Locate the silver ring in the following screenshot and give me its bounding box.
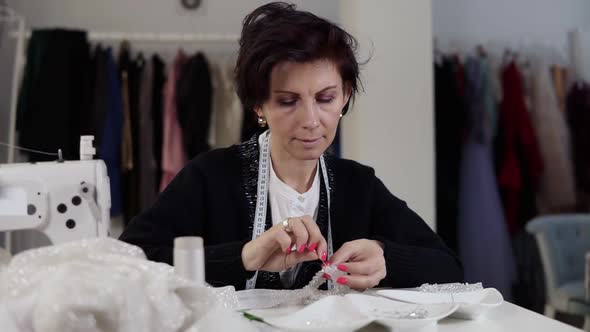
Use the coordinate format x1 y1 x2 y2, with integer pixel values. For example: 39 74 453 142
282 218 292 233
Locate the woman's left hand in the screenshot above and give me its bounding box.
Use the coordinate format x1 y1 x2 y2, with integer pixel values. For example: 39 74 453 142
327 239 386 290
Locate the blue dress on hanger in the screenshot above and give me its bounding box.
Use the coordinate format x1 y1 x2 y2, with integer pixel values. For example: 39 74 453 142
458 57 516 300
99 49 123 217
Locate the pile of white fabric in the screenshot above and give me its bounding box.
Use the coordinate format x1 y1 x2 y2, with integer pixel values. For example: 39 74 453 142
0 238 257 332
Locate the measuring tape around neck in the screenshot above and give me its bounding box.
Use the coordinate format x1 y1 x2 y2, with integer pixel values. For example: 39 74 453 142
245 130 334 290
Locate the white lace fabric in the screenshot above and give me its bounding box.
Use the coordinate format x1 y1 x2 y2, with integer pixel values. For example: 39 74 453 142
0 238 255 332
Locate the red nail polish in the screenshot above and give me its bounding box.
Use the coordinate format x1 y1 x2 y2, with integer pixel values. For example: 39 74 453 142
321 252 327 261
336 277 347 285
285 246 291 254
321 273 332 280
299 244 306 253
337 264 347 272
308 243 318 252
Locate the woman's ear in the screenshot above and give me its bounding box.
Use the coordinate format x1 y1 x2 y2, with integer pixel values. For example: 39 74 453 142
254 106 264 119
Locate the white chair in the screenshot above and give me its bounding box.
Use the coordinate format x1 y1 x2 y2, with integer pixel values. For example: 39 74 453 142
526 215 590 331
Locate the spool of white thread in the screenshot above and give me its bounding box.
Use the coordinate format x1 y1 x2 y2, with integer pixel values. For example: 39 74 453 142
174 236 205 285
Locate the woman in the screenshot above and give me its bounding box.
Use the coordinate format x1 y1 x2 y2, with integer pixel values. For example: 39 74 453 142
120 2 463 291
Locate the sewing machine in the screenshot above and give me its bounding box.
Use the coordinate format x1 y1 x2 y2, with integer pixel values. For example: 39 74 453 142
0 136 111 249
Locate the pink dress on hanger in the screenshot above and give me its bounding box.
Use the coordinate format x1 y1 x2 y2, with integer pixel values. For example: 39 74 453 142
160 50 188 192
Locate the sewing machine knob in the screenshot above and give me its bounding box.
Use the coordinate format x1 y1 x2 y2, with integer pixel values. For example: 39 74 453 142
66 219 76 229
72 196 81 206
57 204 67 214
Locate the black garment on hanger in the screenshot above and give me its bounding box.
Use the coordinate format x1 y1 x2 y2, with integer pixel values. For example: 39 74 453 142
434 57 465 252
151 54 166 190
175 52 213 159
567 83 590 210
118 44 145 223
87 45 109 149
130 53 146 173
16 29 91 161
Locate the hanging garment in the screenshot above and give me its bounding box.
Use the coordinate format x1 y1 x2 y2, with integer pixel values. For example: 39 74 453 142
118 44 145 222
566 83 590 211
151 55 166 190
510 59 570 313
551 66 568 114
519 61 534 115
129 54 146 168
496 62 543 235
457 57 516 300
16 29 91 161
159 50 189 192
529 59 576 213
481 59 498 140
118 42 133 172
127 54 145 220
434 57 465 252
138 57 158 212
98 49 124 217
211 60 244 148
175 52 213 159
88 45 109 148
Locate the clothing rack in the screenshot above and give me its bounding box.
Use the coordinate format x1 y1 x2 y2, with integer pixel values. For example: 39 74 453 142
433 33 590 83
13 31 240 43
5 26 240 158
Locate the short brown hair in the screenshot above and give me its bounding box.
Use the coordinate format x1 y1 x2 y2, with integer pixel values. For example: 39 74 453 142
235 2 361 115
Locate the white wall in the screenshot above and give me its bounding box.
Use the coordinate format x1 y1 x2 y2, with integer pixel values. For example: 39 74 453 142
8 0 339 34
340 1 435 229
433 0 590 54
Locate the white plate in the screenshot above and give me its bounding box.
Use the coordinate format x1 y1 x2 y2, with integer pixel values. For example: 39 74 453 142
345 294 458 329
263 296 372 332
376 288 503 319
253 294 458 331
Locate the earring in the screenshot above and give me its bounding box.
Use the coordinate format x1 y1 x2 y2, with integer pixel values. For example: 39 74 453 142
257 116 267 128
339 113 343 118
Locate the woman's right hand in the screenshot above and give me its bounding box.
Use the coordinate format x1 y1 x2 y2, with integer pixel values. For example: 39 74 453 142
241 215 327 272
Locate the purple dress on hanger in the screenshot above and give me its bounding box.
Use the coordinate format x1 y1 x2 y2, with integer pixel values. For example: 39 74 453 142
458 57 516 300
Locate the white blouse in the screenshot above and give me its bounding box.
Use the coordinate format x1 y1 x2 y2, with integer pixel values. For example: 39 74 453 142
269 159 320 226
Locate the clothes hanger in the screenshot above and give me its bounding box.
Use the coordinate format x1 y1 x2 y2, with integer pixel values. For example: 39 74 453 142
476 44 487 59
135 51 146 68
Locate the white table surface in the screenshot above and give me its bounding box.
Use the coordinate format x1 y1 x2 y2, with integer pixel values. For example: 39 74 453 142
436 301 582 332
248 301 583 331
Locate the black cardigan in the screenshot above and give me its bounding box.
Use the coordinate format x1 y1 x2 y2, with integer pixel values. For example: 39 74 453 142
120 135 463 290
